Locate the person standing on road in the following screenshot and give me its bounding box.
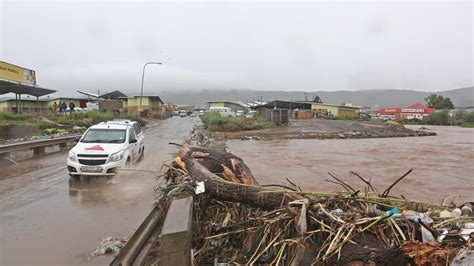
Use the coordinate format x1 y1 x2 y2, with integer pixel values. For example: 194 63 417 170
69 101 75 114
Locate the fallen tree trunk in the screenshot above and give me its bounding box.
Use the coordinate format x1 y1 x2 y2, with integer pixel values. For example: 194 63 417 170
177 146 259 185
179 155 302 210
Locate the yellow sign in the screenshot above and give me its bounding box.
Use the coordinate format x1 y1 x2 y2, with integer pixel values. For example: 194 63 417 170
0 61 37 85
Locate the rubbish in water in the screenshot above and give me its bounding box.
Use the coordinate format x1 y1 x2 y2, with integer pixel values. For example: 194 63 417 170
89 236 127 259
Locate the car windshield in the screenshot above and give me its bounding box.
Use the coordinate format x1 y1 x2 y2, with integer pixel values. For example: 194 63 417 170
81 129 126 143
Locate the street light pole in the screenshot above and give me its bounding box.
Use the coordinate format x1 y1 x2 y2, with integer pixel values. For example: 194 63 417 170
139 62 162 112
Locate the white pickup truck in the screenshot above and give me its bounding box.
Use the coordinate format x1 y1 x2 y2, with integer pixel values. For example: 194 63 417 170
67 120 145 177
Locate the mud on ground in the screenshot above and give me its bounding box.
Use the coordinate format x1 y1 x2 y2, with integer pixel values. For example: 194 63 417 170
213 119 435 140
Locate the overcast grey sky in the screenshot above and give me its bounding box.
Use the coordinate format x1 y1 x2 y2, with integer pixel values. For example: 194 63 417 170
1 1 473 96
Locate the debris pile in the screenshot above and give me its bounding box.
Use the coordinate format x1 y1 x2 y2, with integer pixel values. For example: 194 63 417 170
158 145 473 265
185 124 227 150
89 236 127 259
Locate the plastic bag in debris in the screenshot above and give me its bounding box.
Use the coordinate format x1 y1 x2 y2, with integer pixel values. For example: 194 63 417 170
89 236 127 259
402 210 433 224
402 210 436 243
330 208 343 216
459 223 474 241
450 249 474 266
421 226 436 243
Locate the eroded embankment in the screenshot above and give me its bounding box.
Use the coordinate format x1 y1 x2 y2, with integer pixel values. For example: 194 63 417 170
212 119 435 140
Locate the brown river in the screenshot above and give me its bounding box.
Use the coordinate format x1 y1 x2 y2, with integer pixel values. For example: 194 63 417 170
228 126 474 203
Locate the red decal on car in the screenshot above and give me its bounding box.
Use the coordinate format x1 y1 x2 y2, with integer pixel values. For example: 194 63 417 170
85 145 104 151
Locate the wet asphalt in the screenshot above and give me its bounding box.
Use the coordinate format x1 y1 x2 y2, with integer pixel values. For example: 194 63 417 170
0 117 198 265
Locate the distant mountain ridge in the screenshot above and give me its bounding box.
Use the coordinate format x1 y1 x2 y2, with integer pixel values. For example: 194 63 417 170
161 86 474 109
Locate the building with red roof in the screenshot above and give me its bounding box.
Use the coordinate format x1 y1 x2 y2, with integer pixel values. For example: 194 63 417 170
379 103 435 120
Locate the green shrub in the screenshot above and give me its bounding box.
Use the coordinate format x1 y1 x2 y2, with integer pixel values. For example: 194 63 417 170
385 120 401 126
461 112 474 123
200 112 273 131
423 111 449 125
461 122 474 128
201 112 224 125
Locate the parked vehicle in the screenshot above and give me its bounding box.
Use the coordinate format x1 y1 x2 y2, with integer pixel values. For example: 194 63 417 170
179 110 187 117
190 111 199 117
67 120 145 177
209 107 236 117
236 110 245 117
171 110 180 116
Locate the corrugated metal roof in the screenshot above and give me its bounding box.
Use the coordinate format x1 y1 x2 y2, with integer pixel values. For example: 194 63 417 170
0 79 56 97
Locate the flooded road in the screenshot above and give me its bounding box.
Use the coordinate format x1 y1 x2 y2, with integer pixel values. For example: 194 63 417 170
228 125 474 203
0 117 198 265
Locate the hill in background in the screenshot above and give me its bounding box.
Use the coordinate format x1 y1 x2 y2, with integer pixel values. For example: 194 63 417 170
161 86 473 109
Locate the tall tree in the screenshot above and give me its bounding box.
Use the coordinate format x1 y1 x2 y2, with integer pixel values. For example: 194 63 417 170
442 97 454 109
425 94 455 109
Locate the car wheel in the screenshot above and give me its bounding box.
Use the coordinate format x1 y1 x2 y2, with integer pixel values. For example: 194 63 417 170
138 148 145 162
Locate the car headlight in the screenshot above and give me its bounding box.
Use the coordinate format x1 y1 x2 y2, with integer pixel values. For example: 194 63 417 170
68 151 76 162
108 150 124 163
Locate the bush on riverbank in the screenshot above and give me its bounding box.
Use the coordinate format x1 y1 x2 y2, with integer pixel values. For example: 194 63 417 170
200 112 274 132
397 110 474 126
423 111 450 125
460 122 474 128
48 112 147 127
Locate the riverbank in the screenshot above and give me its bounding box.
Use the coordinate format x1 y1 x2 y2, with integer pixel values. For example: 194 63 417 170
212 119 435 140
0 112 146 143
227 125 473 203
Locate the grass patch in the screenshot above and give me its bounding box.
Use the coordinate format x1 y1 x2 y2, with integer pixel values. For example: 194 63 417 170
48 112 147 127
201 112 274 132
461 122 474 128
0 112 38 125
384 120 401 126
332 115 368 121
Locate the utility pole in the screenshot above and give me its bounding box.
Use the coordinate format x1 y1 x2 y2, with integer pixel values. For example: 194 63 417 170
139 62 162 112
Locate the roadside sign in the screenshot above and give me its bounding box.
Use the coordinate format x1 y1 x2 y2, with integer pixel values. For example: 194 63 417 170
0 61 37 85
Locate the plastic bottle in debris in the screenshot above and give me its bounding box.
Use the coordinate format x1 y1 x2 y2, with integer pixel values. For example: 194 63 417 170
462 203 472 216
451 208 462 217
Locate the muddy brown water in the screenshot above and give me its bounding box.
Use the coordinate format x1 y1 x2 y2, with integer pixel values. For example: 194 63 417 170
228 125 474 204
0 117 198 265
